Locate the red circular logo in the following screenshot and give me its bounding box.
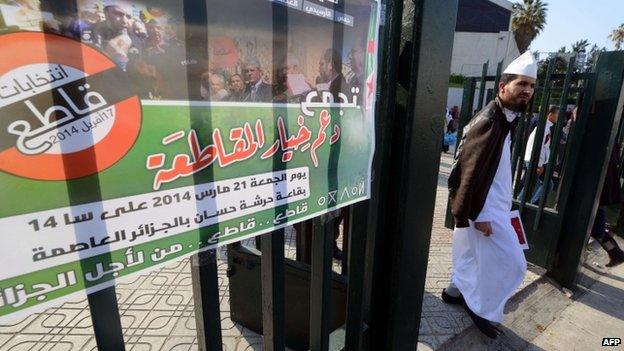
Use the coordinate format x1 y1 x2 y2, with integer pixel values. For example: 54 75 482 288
0 32 141 180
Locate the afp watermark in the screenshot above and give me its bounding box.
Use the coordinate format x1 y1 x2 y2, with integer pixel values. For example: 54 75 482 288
602 338 621 347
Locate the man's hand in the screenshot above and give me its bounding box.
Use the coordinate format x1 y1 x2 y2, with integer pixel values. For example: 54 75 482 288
474 221 492 236
536 166 544 175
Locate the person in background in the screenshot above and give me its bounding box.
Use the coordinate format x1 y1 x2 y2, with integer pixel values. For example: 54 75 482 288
93 3 144 70
591 143 624 267
2 0 62 32
316 48 348 98
228 74 247 102
446 105 460 133
126 50 162 99
144 18 167 56
63 3 104 43
519 105 559 204
554 109 574 173
451 105 460 119
273 58 295 103
274 57 312 103
209 73 229 101
345 43 364 100
243 58 272 102
198 70 212 100
442 108 454 153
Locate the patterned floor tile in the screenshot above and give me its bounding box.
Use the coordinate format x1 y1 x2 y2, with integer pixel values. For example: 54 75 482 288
0 335 12 349
126 336 167 351
0 334 45 351
159 336 196 351
39 335 92 351
134 311 182 336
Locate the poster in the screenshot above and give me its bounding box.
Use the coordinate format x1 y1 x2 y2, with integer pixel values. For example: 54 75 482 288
0 0 380 321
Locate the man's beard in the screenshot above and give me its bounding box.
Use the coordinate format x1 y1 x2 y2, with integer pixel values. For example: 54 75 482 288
500 97 529 112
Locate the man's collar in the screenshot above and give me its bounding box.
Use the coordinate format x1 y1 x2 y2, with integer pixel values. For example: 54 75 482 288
251 80 262 89
502 107 518 122
496 97 519 122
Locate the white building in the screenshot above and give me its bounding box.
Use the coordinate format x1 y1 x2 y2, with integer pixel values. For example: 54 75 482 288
451 0 520 77
447 0 521 109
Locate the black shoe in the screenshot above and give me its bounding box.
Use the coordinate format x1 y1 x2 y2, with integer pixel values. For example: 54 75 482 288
606 248 624 267
441 289 464 305
463 303 501 339
333 245 343 260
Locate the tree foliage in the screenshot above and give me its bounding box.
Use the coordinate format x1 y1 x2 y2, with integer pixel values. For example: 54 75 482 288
536 40 605 78
571 39 589 53
512 0 548 53
609 24 624 50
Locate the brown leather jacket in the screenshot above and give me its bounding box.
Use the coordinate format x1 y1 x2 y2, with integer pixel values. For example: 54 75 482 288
448 99 518 228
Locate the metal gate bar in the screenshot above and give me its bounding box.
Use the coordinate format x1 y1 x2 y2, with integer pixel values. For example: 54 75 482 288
180 0 225 349
493 61 503 97
340 209 350 276
553 91 585 210
511 95 536 196
344 202 368 350
259 2 290 349
476 62 489 111
182 0 228 351
364 0 403 346
533 57 576 230
51 1 126 349
260 230 286 350
368 0 458 349
309 218 333 350
192 251 223 351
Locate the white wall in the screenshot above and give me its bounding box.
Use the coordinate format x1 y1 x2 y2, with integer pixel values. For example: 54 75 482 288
450 31 520 77
446 81 498 112
447 87 464 110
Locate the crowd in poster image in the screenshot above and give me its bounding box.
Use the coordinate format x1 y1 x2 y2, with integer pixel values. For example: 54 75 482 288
0 1 367 104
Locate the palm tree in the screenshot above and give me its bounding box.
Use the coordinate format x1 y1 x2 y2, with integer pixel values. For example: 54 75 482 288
571 39 589 53
512 0 548 53
609 24 624 50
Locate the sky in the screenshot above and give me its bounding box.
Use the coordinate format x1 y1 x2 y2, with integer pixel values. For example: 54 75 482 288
528 0 623 53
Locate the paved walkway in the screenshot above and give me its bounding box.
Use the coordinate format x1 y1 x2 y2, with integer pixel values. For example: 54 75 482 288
526 239 624 351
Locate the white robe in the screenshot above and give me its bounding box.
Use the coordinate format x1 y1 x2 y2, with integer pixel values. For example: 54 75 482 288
524 119 553 166
451 110 527 323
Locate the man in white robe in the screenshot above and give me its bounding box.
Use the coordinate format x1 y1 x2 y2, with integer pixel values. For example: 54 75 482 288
443 52 537 338
519 105 559 204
